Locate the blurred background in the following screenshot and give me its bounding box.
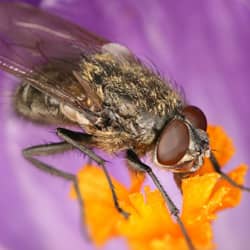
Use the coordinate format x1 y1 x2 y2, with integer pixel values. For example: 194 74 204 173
0 0 249 250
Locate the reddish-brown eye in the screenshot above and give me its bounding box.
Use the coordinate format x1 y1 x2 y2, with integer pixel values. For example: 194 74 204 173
183 105 207 131
157 120 189 165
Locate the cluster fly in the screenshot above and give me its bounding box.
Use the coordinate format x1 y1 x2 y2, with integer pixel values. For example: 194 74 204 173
0 3 249 250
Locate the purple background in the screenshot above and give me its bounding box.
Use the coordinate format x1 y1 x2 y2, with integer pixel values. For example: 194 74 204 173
0 0 249 250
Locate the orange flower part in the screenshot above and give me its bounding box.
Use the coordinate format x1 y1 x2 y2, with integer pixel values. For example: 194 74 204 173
70 165 129 244
181 165 247 249
70 125 248 250
128 169 145 193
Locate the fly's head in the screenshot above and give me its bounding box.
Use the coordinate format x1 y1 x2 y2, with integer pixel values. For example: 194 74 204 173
154 106 210 173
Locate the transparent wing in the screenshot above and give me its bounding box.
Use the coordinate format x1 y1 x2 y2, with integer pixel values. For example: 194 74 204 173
0 2 109 112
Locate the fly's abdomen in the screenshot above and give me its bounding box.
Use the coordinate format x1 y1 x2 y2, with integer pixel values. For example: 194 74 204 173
14 82 74 125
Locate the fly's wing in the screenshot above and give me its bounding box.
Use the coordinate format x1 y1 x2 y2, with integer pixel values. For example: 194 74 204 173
0 2 109 116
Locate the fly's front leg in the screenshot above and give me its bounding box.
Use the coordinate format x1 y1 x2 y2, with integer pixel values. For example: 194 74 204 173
210 152 250 192
126 149 195 250
56 128 130 219
173 152 250 193
22 141 89 239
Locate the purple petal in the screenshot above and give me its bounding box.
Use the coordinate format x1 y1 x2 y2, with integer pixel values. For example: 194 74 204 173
0 1 249 250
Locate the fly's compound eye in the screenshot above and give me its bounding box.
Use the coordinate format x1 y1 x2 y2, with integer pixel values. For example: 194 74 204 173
183 105 207 131
157 120 190 165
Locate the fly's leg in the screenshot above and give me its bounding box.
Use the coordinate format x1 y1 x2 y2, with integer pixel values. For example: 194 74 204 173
56 128 130 219
22 141 89 239
126 149 195 250
210 152 250 191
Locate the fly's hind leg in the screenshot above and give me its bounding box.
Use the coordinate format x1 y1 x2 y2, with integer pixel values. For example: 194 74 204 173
56 128 130 219
22 141 89 238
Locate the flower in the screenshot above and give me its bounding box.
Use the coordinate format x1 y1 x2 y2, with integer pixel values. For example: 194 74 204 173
1 1 250 250
71 125 248 250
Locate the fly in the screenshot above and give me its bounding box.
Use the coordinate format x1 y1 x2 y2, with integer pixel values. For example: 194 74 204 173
0 3 249 250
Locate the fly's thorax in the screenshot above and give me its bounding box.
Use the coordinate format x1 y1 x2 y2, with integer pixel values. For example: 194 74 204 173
57 45 185 153
78 46 184 128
